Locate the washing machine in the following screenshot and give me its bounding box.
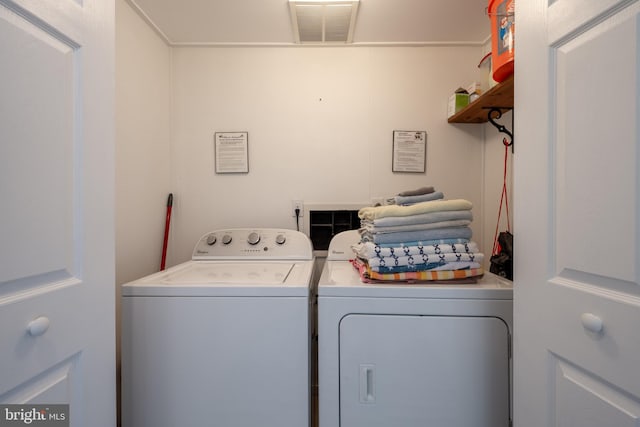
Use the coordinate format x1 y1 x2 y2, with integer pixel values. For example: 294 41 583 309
121 228 315 427
317 230 513 427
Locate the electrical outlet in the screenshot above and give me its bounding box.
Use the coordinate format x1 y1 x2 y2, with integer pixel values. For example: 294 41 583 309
292 200 304 217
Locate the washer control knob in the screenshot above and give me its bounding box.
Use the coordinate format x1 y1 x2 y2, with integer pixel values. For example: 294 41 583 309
276 234 286 245
222 234 232 245
247 232 261 245
206 234 217 246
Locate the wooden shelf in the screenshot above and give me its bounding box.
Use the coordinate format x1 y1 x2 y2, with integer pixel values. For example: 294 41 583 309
447 74 514 123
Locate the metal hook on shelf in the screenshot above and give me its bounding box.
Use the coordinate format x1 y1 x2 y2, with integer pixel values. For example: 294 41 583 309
487 107 514 152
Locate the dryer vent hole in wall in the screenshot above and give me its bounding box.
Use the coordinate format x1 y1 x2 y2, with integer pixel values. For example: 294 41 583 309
309 210 360 250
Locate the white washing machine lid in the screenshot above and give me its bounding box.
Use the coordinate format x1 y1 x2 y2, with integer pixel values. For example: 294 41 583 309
122 260 314 297
318 260 513 300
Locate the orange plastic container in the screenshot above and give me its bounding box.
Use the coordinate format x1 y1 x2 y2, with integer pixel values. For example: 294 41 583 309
488 0 514 82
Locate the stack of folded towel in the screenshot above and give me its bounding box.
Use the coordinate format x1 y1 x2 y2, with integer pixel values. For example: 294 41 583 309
352 187 484 283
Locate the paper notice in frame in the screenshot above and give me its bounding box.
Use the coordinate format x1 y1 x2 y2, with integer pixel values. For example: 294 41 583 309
215 132 249 173
392 130 427 173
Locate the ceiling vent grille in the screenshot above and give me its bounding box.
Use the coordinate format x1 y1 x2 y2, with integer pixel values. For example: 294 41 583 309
289 1 360 44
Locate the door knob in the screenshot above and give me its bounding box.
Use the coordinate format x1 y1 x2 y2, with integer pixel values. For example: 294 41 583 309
580 313 603 333
27 316 50 337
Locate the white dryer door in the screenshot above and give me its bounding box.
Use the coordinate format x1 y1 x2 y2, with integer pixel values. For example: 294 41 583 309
339 314 510 427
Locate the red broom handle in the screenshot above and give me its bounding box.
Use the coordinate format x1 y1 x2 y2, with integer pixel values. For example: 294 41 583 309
160 193 173 271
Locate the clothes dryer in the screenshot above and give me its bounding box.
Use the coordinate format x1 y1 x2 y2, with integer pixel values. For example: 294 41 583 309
317 230 513 427
121 228 314 427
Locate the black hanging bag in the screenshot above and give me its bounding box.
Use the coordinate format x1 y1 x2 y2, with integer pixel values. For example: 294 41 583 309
490 231 513 280
490 138 513 280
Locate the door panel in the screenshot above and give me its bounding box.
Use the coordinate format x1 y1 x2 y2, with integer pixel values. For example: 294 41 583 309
553 4 639 287
547 0 636 44
553 357 640 427
339 314 510 427
0 283 82 396
546 282 640 401
0 4 76 286
0 356 79 405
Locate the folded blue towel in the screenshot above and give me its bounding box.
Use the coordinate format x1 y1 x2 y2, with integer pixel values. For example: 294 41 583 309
363 209 473 228
370 238 470 247
361 219 472 235
360 226 473 245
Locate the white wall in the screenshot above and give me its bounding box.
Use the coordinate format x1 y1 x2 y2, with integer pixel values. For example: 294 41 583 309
115 0 172 285
170 46 488 264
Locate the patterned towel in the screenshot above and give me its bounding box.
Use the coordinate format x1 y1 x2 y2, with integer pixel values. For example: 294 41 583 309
352 241 480 259
366 252 484 270
351 259 484 283
371 261 482 273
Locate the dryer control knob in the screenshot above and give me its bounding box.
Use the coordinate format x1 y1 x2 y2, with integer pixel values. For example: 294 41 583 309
206 234 217 246
247 232 261 245
276 234 286 245
222 234 232 245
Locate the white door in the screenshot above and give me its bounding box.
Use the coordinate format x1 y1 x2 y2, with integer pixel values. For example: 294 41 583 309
0 0 115 425
515 0 640 425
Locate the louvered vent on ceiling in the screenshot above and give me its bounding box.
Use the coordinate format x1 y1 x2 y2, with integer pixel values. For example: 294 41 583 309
288 1 360 44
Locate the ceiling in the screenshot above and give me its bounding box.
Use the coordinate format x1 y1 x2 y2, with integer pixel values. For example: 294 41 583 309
127 0 491 46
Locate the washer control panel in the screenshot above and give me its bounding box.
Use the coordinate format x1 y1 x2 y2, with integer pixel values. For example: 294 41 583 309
192 228 313 260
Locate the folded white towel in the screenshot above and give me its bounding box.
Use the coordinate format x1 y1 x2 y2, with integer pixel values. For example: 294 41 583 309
359 199 473 221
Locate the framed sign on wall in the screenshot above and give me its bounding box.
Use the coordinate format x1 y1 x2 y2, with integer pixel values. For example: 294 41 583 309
214 132 249 174
392 130 427 173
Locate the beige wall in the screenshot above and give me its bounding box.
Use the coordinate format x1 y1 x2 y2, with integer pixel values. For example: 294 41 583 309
116 0 172 286
169 45 489 265
115 2 172 422
115 1 513 275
